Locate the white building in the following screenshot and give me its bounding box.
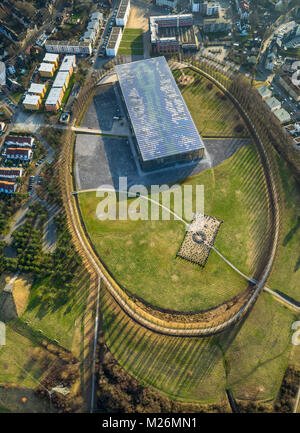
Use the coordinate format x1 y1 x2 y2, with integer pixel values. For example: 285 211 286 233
59 55 76 73
156 0 178 8
45 40 92 56
116 0 131 27
265 96 281 112
53 71 70 90
43 53 59 65
106 27 123 56
28 83 46 96
0 62 5 86
191 1 220 15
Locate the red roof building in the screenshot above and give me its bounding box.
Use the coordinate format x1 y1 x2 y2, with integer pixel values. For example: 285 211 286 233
5 135 34 147
0 180 17 194
6 147 33 160
0 167 23 178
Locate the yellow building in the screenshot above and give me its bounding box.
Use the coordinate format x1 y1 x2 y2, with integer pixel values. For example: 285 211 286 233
39 62 56 77
23 94 42 110
43 53 59 68
28 83 47 97
52 71 70 92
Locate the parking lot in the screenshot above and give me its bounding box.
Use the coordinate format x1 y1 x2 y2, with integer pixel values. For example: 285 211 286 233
81 84 121 131
75 132 250 191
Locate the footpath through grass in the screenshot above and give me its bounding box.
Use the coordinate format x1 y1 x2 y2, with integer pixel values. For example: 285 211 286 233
79 143 269 312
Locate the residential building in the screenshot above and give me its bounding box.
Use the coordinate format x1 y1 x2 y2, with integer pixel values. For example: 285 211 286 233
150 14 198 53
106 27 123 57
90 12 103 22
53 71 70 91
28 83 47 97
39 62 56 77
45 40 92 56
43 53 59 67
265 96 281 112
116 0 131 27
0 180 17 194
23 94 42 110
59 55 76 75
235 0 249 21
87 20 100 33
191 1 220 15
273 108 291 124
82 29 97 44
45 87 64 111
6 148 33 161
0 167 23 179
276 73 300 102
0 62 5 86
258 86 272 100
203 17 232 33
156 0 178 7
5 135 34 147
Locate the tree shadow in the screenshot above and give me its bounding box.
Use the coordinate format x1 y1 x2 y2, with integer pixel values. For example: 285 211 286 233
283 216 300 246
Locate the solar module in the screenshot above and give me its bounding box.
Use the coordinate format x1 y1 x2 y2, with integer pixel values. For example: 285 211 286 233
115 57 205 168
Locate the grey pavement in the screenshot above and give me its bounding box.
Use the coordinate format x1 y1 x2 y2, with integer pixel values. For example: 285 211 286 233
74 133 250 191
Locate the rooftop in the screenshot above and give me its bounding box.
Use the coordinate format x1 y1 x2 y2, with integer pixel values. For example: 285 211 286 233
39 62 55 73
23 94 41 105
107 27 122 50
115 57 205 163
273 108 291 123
28 83 46 94
258 85 272 98
116 0 130 20
53 71 69 88
46 40 91 47
43 53 59 63
265 96 281 110
59 55 76 72
46 87 63 105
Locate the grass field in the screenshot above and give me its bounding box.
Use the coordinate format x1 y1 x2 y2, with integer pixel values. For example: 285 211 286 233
173 68 248 137
266 159 300 302
101 286 297 403
0 324 46 389
118 28 144 56
21 269 90 355
79 143 270 312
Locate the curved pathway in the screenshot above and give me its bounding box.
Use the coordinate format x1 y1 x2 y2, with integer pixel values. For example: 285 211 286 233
63 63 282 411
68 63 280 336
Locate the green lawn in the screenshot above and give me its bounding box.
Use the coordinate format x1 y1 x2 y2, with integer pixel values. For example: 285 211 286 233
225 292 297 401
79 144 269 312
101 286 297 403
0 324 48 389
173 68 248 137
21 270 90 355
118 28 144 56
101 288 227 403
267 158 300 302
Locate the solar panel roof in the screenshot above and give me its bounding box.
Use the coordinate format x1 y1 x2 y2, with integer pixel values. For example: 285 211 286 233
115 57 204 162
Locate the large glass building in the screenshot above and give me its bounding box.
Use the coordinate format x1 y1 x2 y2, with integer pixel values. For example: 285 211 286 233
115 57 205 171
